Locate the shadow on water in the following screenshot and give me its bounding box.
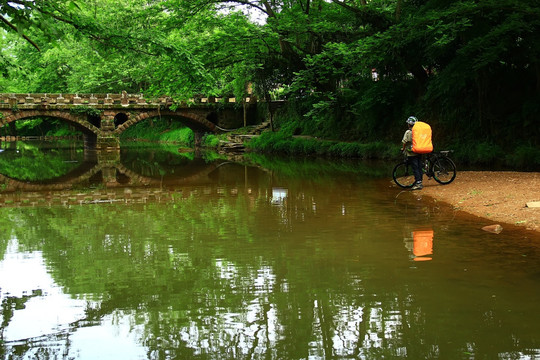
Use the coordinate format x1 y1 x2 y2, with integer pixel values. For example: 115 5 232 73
0 141 539 359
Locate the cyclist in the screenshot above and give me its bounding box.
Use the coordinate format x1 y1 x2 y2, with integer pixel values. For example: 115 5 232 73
400 116 423 190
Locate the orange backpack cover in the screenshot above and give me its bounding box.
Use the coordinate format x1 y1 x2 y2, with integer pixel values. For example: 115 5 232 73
412 121 433 154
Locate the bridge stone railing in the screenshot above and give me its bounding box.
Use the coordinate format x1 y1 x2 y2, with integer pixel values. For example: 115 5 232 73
0 92 253 108
0 92 157 107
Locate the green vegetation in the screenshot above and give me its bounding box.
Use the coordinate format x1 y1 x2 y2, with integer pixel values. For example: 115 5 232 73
202 134 220 148
120 119 224 149
120 120 195 145
0 117 80 137
247 131 396 159
69 106 102 117
0 0 538 168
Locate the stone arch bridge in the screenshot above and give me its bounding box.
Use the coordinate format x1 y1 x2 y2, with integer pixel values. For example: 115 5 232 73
0 92 258 149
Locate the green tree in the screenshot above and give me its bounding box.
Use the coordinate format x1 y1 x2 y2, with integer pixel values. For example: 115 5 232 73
1 0 539 158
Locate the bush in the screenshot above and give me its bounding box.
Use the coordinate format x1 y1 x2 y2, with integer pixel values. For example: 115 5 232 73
505 144 540 170
202 134 220 147
247 130 397 159
120 120 194 146
472 142 505 164
449 140 503 165
161 127 194 145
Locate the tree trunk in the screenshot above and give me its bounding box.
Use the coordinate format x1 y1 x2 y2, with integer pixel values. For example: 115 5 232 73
243 99 247 128
261 0 301 63
395 0 402 21
536 62 540 94
408 63 429 98
264 92 275 132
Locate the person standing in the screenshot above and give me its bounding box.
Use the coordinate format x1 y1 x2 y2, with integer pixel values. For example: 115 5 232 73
401 116 424 190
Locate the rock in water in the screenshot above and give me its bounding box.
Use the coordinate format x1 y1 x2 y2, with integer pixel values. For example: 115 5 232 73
482 224 503 234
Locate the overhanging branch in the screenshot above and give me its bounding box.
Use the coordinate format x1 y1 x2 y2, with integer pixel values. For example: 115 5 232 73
0 14 41 51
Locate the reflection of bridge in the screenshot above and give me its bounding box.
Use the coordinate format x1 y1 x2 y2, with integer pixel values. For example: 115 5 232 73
0 92 258 149
0 155 225 190
0 154 237 207
0 183 252 208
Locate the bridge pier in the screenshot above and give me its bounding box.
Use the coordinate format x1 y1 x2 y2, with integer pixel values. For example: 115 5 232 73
97 148 120 165
194 131 204 147
95 114 120 150
96 135 120 150
83 133 119 150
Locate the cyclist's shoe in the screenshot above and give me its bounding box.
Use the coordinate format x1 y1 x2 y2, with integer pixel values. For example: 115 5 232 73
411 182 423 190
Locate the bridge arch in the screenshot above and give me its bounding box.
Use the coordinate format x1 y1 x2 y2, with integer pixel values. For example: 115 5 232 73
114 112 129 128
0 109 100 136
112 109 217 135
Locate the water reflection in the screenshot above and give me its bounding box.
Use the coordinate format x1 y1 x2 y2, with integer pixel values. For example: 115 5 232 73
271 187 288 206
0 143 222 191
404 229 434 261
0 239 147 359
0 143 539 359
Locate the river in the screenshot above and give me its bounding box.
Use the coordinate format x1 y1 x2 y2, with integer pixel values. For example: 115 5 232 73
0 142 539 359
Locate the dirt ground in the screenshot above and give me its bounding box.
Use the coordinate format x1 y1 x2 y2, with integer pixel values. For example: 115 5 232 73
417 171 540 232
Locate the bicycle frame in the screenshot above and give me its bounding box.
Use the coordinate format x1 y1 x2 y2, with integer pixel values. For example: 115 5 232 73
425 151 452 176
393 150 456 188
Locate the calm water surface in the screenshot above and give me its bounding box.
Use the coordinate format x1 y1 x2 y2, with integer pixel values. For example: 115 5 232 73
0 143 539 359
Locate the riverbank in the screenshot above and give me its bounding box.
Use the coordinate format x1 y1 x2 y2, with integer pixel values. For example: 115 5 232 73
416 171 540 233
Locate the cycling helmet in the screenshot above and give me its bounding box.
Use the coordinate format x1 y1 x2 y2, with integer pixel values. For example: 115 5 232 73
406 116 418 126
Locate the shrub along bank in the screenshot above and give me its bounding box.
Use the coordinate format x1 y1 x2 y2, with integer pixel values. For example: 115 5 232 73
245 104 540 171
245 132 396 160
117 115 540 171
13 115 537 171
244 130 540 171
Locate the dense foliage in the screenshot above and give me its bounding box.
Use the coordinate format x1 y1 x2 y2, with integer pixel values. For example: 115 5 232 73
1 0 539 165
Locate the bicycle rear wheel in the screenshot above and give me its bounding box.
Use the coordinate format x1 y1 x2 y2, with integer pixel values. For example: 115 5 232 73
432 157 457 184
392 162 416 188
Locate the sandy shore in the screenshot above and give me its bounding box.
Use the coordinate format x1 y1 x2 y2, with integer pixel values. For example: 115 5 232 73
417 171 540 232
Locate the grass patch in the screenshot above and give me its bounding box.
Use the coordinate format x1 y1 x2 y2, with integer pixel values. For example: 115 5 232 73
246 131 398 159
120 120 194 145
202 134 220 147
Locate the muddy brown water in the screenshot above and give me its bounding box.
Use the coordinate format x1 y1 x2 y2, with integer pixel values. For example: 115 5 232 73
0 144 539 359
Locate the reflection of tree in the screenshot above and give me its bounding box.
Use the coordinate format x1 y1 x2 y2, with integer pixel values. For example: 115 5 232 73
0 142 84 181
120 147 206 179
0 290 73 360
1 162 539 358
0 290 42 340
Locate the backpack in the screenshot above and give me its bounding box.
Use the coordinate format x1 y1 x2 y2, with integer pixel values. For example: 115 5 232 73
412 121 433 154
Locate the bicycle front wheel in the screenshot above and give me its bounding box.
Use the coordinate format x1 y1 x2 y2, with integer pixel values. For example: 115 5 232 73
392 162 416 188
432 157 457 184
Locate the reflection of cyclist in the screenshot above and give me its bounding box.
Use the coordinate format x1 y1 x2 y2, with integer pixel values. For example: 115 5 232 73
404 229 434 261
413 229 433 261
400 116 423 190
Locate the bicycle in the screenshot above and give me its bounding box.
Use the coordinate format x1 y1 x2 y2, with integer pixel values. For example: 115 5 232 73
392 150 457 188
